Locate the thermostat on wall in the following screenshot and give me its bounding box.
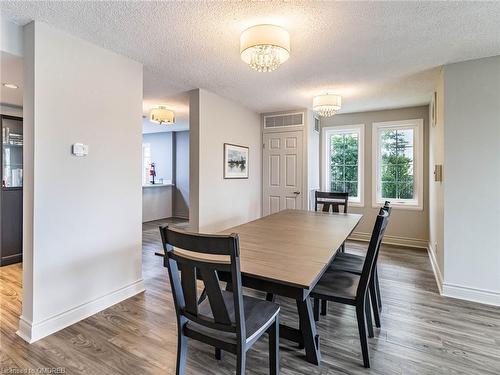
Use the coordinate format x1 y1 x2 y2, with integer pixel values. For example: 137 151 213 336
72 143 89 157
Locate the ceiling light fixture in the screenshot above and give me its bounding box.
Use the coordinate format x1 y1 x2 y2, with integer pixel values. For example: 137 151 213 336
313 94 342 117
2 83 18 89
150 106 175 125
240 24 290 72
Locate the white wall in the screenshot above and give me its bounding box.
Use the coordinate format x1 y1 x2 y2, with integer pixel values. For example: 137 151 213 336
307 110 320 209
0 104 22 116
1 15 23 57
142 132 174 222
20 21 144 342
143 132 173 183
173 131 189 219
189 89 261 233
428 69 445 288
441 55 500 305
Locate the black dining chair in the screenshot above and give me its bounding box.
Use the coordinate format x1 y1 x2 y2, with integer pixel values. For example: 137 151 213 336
314 191 349 214
315 191 349 253
320 202 392 326
314 191 350 315
311 208 390 368
159 225 280 375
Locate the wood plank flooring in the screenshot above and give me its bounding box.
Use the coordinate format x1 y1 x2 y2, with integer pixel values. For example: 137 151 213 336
1 218 500 374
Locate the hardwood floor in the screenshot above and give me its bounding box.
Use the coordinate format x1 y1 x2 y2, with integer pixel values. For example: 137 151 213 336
2 219 500 374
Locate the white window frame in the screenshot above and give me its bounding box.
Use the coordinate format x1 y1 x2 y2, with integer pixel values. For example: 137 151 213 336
322 124 365 207
372 119 424 210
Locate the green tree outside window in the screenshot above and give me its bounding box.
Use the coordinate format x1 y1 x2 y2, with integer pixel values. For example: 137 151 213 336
379 129 414 199
329 133 359 197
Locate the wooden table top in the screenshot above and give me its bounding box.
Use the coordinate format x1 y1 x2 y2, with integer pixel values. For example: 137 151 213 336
216 209 362 290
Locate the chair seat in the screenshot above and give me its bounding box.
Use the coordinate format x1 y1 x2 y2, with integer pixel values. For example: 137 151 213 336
185 290 280 345
330 252 364 274
311 269 361 305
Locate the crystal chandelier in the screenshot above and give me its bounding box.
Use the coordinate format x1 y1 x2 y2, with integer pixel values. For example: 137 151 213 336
313 94 342 117
240 25 290 72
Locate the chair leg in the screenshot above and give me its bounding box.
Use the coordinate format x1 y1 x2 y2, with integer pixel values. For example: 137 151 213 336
176 331 188 375
225 282 233 292
365 294 374 338
340 242 345 252
313 298 320 322
215 348 223 360
369 280 381 328
268 315 279 375
375 268 382 311
320 299 328 316
236 347 246 375
355 303 370 368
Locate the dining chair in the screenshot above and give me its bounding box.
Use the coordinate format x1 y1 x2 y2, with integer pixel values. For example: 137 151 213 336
159 225 280 375
314 191 350 315
315 191 349 253
326 201 392 327
314 191 349 214
311 208 390 368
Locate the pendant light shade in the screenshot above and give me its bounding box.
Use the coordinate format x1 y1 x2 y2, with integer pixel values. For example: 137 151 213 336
240 24 290 72
150 106 175 125
313 94 342 117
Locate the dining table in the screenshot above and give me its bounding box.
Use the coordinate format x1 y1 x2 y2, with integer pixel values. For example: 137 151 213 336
158 209 363 365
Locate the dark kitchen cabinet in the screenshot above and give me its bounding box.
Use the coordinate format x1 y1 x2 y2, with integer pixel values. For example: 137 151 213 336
0 115 23 266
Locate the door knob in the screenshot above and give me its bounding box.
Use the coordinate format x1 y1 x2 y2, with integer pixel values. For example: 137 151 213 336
293 191 301 195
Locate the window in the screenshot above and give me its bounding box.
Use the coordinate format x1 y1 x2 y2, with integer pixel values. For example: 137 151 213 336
323 124 364 205
372 119 423 209
142 143 151 185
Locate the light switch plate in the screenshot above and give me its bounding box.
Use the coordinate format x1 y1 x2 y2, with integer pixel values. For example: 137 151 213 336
434 164 443 182
72 143 89 157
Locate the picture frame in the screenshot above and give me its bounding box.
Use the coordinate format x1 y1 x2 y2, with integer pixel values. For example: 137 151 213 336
223 143 249 179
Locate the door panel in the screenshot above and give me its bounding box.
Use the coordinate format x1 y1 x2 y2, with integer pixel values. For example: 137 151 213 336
285 196 297 209
285 154 297 187
269 196 280 214
270 155 280 186
263 131 303 216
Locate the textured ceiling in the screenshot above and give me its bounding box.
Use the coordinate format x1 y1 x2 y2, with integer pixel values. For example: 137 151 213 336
1 1 500 115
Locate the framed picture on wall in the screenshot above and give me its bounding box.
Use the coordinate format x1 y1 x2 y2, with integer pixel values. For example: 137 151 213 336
224 143 249 179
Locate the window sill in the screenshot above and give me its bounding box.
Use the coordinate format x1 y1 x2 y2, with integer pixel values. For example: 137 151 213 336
349 201 364 208
373 201 423 211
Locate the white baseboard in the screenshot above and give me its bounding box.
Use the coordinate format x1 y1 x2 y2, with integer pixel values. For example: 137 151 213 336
349 231 428 249
427 242 443 294
442 283 500 307
17 279 145 343
425 243 500 306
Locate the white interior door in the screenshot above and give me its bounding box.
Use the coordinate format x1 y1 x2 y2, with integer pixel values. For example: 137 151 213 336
263 131 303 215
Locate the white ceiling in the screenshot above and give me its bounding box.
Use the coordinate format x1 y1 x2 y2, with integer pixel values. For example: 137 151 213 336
0 51 23 107
1 1 500 118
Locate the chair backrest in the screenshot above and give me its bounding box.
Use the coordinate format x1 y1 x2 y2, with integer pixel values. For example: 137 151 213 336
159 225 245 340
370 202 392 275
356 208 390 299
315 191 349 213
383 201 392 215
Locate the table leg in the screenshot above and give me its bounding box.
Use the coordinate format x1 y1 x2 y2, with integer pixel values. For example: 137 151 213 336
296 298 321 365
